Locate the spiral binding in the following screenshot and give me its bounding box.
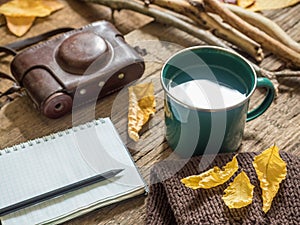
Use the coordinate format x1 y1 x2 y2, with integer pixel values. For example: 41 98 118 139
0 118 106 156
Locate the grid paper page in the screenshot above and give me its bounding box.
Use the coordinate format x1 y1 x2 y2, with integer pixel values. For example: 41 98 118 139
0 118 146 225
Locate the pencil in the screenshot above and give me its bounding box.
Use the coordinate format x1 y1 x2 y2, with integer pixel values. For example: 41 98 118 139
0 168 124 216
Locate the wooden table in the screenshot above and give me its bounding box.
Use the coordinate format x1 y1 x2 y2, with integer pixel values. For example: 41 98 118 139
0 1 299 224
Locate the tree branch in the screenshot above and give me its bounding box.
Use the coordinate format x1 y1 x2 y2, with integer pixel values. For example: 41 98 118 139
82 0 227 47
145 0 263 61
82 0 300 82
197 0 300 68
225 4 300 54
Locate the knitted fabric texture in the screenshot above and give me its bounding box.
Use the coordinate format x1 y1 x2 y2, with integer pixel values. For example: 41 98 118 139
146 152 299 225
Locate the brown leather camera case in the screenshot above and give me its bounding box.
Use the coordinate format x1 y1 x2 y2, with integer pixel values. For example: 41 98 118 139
11 21 145 118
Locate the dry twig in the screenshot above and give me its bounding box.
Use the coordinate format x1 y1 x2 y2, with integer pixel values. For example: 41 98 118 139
144 0 263 61
82 0 227 47
82 0 300 79
225 4 300 54
195 0 300 68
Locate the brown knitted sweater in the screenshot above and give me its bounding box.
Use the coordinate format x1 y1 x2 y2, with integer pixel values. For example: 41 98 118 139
146 152 299 225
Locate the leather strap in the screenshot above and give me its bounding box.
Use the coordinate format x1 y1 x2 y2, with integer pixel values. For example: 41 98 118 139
0 46 17 56
0 71 20 100
5 27 74 51
0 71 16 82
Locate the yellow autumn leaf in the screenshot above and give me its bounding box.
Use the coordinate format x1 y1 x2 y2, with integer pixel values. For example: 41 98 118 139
238 0 300 11
5 16 35 37
0 0 63 17
181 155 239 189
237 0 255 8
253 145 287 213
0 0 64 36
222 171 255 208
128 82 156 142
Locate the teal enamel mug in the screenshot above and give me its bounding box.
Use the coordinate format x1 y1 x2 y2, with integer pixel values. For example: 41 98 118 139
161 46 275 157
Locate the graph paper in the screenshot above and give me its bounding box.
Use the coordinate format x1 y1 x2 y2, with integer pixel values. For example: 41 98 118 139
0 118 146 225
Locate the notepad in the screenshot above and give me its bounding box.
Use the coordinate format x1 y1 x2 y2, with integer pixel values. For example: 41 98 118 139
0 118 147 225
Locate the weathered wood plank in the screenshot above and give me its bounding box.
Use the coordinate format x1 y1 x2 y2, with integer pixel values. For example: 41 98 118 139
0 2 299 224
65 4 299 223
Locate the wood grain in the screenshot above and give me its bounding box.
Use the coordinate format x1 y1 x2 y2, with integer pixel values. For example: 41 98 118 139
0 1 299 224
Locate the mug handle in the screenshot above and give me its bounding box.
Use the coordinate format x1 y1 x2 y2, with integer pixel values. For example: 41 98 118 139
246 77 275 122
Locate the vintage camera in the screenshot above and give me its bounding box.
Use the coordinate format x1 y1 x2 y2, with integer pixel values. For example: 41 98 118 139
10 21 145 118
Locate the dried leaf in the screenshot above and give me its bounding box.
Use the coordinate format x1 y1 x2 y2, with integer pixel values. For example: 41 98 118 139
128 82 156 141
0 0 64 36
222 171 255 208
0 0 63 17
6 16 35 37
237 0 255 8
181 155 238 189
253 145 287 213
237 0 300 11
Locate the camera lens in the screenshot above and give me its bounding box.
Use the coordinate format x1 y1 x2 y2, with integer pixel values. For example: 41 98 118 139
43 92 73 118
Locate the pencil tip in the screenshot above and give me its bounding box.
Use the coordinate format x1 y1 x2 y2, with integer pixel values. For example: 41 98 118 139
101 168 124 179
113 168 124 175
